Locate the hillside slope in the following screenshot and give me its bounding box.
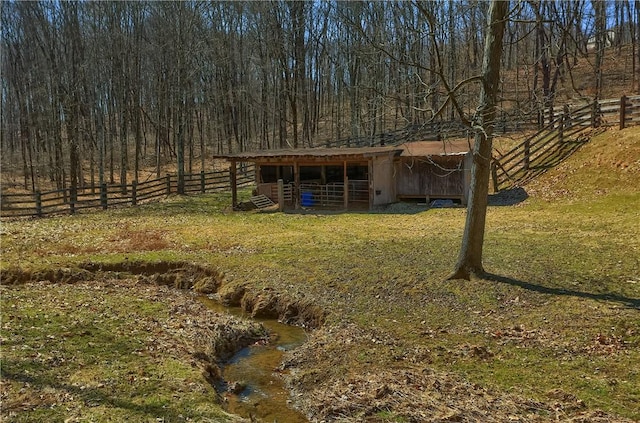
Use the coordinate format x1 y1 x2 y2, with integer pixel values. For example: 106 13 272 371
526 126 640 200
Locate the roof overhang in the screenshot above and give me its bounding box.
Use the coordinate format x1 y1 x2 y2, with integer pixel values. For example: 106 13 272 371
214 146 401 162
397 140 473 157
214 140 473 162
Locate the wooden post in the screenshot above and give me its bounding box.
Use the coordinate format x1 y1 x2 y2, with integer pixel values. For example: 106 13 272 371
620 95 627 130
293 161 300 209
131 181 137 206
100 183 107 210
343 160 349 209
368 160 374 209
277 178 284 212
591 100 600 128
344 176 349 210
523 138 530 171
538 107 543 129
35 191 42 217
69 187 76 215
200 171 206 193
490 161 499 194
230 161 238 208
166 174 171 195
559 105 567 143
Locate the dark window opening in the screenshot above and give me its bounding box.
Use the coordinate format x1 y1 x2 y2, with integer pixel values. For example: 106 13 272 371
347 165 368 180
260 165 293 183
261 163 368 184
300 166 322 182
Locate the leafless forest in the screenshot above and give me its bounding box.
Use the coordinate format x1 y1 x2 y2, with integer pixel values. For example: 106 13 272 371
1 1 639 194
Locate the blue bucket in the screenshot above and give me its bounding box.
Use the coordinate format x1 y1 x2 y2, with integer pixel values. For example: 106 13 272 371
301 191 314 207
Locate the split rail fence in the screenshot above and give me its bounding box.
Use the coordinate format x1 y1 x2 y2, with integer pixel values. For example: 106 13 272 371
3 95 638 218
492 95 640 191
1 166 254 218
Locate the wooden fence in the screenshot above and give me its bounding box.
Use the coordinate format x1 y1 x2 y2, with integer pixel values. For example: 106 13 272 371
327 108 540 149
0 165 254 218
492 95 640 191
3 95 637 217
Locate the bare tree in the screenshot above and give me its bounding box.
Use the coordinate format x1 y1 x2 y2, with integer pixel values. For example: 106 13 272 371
1 0 634 195
593 0 607 100
448 0 510 280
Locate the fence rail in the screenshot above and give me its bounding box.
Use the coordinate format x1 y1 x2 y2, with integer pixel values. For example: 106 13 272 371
492 95 640 191
1 165 255 218
3 95 637 217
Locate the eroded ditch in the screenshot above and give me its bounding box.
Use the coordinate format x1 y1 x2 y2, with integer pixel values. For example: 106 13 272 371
0 261 323 422
201 297 309 422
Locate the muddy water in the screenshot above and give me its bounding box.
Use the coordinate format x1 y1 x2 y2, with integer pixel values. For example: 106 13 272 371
199 297 308 422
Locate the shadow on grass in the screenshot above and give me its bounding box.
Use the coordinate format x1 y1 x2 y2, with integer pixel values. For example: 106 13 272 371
1 365 216 420
484 272 640 310
488 187 529 206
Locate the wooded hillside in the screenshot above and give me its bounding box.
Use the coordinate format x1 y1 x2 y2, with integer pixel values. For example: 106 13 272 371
2 1 639 193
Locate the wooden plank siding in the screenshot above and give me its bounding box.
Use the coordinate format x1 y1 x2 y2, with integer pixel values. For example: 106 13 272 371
218 141 472 210
395 155 468 204
370 154 397 206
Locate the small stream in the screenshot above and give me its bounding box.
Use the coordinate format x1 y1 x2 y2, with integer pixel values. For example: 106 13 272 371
199 297 309 422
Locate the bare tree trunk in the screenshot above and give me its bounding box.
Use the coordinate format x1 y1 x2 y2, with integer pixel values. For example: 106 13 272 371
636 0 640 93
594 0 606 100
449 0 509 281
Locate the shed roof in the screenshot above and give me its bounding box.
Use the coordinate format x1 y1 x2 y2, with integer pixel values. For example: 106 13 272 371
215 140 472 161
214 145 399 160
398 139 473 157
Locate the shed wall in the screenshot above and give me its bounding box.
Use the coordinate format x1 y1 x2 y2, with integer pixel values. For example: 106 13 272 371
395 155 467 200
371 154 396 206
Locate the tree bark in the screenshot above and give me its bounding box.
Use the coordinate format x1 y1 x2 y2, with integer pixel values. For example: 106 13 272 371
448 0 509 281
593 0 606 100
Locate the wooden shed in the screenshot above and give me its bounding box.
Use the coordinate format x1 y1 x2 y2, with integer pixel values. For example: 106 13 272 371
394 140 473 205
216 140 472 210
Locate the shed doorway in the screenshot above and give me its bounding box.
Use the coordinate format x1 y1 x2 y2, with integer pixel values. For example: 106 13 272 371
257 163 369 209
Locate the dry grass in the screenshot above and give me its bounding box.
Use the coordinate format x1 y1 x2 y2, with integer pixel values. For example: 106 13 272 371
1 127 639 421
527 126 640 200
0 278 265 422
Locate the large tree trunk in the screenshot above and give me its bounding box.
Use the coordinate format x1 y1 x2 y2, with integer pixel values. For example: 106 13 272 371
448 0 509 281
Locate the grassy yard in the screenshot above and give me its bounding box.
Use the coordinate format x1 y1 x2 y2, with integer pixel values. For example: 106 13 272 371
1 127 639 422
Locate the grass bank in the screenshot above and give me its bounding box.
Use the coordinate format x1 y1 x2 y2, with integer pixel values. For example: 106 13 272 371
1 127 639 421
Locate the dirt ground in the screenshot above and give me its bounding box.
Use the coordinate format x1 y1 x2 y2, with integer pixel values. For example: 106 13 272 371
281 323 634 423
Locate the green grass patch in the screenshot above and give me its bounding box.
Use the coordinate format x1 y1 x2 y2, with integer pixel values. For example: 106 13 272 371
0 281 235 422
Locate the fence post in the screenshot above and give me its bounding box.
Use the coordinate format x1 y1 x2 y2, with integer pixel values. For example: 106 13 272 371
166 174 171 195
35 191 42 217
620 95 627 130
69 187 76 215
277 179 284 212
230 163 238 208
591 100 600 128
491 161 499 193
131 181 137 206
537 107 543 129
343 175 349 210
100 183 107 210
559 105 568 142
523 137 530 171
200 171 206 193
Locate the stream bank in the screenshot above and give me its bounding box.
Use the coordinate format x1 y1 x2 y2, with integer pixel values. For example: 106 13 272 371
202 297 309 422
0 261 318 422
